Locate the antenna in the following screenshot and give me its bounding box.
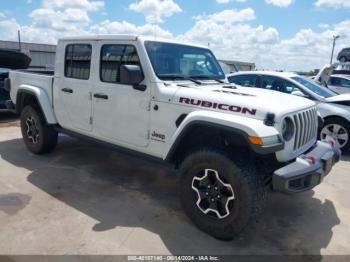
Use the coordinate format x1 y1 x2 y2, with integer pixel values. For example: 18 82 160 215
18 30 22 51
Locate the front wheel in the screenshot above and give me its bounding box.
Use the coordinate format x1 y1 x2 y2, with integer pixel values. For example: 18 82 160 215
20 105 58 154
320 118 350 152
179 150 266 240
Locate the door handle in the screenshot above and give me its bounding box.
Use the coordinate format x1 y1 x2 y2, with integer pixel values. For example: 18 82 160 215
94 93 109 100
61 88 73 94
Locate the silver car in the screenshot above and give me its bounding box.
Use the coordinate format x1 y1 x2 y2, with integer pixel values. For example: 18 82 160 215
328 75 350 94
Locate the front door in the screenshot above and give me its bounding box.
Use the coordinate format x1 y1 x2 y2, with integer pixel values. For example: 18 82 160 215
92 41 150 147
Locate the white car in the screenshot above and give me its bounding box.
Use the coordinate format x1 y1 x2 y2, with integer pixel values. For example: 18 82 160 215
328 75 350 94
227 71 350 151
314 64 350 94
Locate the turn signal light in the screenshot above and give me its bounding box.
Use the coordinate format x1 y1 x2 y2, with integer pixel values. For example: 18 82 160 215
248 136 264 146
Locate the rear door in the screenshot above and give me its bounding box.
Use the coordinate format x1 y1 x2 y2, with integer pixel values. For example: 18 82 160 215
54 42 96 132
91 41 151 147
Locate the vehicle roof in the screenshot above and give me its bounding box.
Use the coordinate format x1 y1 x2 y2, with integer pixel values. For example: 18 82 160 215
227 70 299 78
59 35 208 49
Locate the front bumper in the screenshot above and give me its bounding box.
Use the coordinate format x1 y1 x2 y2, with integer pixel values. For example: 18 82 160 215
272 140 341 194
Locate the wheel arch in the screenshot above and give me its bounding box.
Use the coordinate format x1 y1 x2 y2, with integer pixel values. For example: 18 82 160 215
323 115 350 125
165 119 282 167
16 86 57 124
166 121 251 165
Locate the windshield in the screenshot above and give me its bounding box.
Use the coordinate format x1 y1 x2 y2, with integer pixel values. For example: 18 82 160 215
145 41 225 81
291 76 337 98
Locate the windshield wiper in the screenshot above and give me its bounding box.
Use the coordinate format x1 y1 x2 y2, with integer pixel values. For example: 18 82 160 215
190 75 225 83
158 74 202 85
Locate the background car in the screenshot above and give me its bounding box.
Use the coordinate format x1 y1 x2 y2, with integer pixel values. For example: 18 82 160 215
0 49 32 111
227 71 350 151
337 48 350 63
333 63 350 76
328 75 350 94
0 67 10 109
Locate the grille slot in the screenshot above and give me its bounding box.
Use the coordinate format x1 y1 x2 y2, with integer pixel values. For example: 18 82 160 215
292 108 317 151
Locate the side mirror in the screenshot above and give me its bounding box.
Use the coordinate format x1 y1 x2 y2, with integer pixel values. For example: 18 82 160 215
292 90 308 98
120 64 146 91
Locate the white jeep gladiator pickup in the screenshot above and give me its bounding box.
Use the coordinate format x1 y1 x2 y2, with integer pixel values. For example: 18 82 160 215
7 35 340 240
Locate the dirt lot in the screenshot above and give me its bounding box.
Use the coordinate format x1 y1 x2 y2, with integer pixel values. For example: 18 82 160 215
0 113 350 255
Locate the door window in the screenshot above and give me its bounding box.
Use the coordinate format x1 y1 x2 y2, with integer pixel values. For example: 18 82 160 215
330 77 350 88
339 78 350 88
227 75 258 87
261 76 304 94
330 77 341 86
100 45 141 83
65 44 92 80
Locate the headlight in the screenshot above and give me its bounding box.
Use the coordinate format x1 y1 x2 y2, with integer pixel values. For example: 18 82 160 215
282 117 295 141
262 135 281 145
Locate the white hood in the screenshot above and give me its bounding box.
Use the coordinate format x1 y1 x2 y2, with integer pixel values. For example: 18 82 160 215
173 83 316 122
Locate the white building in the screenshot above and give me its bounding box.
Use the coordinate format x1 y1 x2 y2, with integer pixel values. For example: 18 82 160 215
219 59 256 74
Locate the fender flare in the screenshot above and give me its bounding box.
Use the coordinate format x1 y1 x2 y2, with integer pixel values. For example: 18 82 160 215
16 85 57 124
164 111 283 161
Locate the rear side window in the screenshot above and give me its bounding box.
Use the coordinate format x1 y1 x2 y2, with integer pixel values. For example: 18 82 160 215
100 45 141 83
65 44 92 80
339 78 350 88
227 75 258 87
330 77 341 85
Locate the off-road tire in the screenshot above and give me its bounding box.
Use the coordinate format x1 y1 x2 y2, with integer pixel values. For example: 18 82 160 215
179 149 266 240
20 105 58 154
320 117 350 152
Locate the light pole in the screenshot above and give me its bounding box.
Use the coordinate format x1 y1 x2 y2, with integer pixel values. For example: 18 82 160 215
330 35 340 64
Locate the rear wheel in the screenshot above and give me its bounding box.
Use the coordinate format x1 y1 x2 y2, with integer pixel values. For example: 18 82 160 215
20 105 58 154
320 118 350 152
339 56 347 63
179 150 266 240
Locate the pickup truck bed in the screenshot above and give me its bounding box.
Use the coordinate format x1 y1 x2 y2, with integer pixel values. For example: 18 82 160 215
10 70 55 107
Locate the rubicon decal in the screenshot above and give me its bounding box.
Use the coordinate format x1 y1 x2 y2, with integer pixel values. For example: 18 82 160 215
179 97 257 116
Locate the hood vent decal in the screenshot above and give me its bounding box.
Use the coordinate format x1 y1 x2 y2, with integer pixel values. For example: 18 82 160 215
213 90 256 97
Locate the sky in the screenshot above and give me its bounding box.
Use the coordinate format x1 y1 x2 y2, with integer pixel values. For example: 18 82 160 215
0 0 349 71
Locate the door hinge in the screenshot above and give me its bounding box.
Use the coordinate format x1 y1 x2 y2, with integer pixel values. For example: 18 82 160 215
89 92 93 100
89 117 93 125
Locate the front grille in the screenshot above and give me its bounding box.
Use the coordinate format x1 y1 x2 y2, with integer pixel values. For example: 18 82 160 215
292 107 318 151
